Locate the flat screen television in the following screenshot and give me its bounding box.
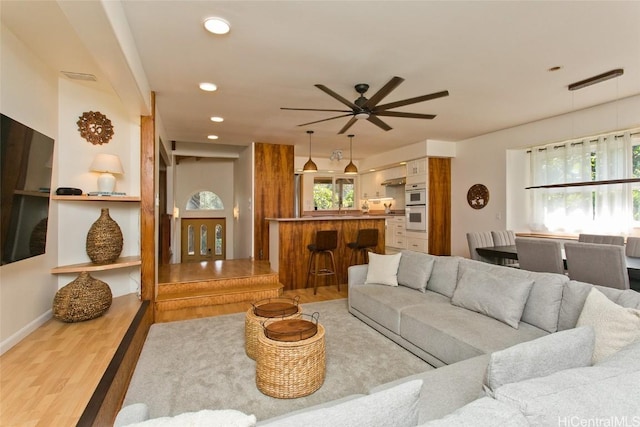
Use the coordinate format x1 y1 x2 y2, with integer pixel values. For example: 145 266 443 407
1 114 55 265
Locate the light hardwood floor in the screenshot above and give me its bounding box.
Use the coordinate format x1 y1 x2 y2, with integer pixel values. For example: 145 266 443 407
0 284 346 426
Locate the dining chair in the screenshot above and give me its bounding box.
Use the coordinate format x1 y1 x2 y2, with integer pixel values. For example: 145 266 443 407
515 237 565 274
466 231 495 264
578 233 624 246
626 236 640 258
564 242 629 290
491 230 518 267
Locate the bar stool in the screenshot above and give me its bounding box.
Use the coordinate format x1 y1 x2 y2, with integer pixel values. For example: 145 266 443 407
347 228 379 265
306 230 339 294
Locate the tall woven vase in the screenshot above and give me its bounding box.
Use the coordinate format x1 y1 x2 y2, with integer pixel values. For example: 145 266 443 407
86 208 123 264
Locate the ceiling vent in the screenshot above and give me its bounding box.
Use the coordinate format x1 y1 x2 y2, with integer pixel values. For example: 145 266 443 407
60 71 97 82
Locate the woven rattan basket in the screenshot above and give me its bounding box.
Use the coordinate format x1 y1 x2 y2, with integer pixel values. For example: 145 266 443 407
245 297 301 360
86 208 123 264
256 322 325 398
53 271 112 322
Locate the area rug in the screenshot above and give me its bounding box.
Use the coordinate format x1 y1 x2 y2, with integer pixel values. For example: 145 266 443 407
123 299 433 421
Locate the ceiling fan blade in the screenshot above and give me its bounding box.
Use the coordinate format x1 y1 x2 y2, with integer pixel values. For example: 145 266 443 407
375 111 436 119
362 76 404 109
315 84 359 110
367 115 392 131
297 113 354 127
337 117 358 134
374 90 449 112
281 107 353 113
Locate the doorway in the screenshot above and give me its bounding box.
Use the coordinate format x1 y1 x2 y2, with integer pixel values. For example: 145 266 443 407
181 218 226 262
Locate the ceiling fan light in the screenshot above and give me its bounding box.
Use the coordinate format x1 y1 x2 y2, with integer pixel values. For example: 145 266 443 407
355 112 369 120
344 161 358 175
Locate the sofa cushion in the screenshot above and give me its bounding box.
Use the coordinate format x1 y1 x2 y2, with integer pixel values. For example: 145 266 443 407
125 409 257 427
458 258 566 333
259 379 422 427
493 340 640 426
451 267 534 328
350 284 449 334
400 303 547 365
483 326 594 396
397 250 435 292
365 252 402 286
417 397 529 427
425 256 460 298
576 288 640 363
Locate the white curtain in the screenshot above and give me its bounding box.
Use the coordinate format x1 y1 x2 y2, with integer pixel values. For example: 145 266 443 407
528 132 631 234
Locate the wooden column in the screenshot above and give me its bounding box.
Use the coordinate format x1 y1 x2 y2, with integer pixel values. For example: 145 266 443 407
428 157 451 255
140 92 155 304
253 143 294 260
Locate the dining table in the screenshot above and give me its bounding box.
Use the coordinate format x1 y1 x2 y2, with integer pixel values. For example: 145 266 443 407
476 244 640 291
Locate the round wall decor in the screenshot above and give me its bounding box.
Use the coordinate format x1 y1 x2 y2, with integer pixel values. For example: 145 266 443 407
77 111 114 145
467 184 490 209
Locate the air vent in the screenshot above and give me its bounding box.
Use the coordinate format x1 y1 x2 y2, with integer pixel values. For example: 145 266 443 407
60 71 97 82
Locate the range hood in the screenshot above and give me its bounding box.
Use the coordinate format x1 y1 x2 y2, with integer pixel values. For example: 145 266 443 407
381 177 406 186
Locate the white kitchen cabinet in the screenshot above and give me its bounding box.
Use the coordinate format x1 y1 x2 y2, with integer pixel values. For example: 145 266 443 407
360 171 383 199
406 158 427 177
405 230 428 253
387 216 406 249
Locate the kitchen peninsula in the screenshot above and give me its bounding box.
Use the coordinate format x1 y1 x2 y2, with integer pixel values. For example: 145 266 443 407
267 216 386 290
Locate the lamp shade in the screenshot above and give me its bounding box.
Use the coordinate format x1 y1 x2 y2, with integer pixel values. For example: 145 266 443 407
90 154 123 174
303 130 317 173
344 134 358 175
90 154 123 193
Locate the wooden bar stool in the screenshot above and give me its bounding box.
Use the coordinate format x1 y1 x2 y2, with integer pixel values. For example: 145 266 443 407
306 230 339 294
347 228 379 265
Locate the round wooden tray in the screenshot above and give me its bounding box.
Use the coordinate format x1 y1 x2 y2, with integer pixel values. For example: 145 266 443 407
264 318 318 342
254 301 298 318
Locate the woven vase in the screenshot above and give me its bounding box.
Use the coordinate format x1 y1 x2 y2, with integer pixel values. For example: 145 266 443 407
53 271 113 322
86 208 123 264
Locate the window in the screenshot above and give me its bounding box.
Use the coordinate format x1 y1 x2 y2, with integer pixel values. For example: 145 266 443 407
186 191 224 210
527 130 639 234
313 176 355 210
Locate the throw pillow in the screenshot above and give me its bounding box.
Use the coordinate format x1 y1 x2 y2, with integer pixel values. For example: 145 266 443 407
126 409 257 427
259 379 422 427
451 269 534 329
576 287 640 363
483 326 595 396
365 252 402 287
397 250 435 292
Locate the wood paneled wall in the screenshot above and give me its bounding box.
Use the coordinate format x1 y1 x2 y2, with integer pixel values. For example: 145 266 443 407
429 157 451 255
254 143 294 261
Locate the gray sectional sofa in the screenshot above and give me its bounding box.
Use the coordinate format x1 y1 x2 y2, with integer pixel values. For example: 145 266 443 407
116 251 640 426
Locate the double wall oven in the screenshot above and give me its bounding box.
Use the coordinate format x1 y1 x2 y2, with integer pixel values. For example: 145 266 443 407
405 183 427 231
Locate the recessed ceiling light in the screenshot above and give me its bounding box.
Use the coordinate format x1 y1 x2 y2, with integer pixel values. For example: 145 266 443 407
204 17 230 35
210 116 224 122
199 82 218 92
207 135 219 140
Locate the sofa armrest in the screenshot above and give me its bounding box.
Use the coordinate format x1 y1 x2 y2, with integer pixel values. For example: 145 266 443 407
348 265 368 289
114 403 150 427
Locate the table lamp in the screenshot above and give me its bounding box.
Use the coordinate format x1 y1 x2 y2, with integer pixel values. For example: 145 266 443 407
90 153 123 193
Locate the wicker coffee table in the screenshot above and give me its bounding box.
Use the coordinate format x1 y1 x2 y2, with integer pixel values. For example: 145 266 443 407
245 298 301 360
256 322 326 399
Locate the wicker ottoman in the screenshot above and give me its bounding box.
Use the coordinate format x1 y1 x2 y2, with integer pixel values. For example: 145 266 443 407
245 298 301 360
256 323 326 399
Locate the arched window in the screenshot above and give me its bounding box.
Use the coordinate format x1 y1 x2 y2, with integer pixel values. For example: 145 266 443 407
186 191 224 210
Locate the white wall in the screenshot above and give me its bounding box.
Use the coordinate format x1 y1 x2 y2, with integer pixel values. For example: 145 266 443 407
452 94 640 258
174 158 236 259
0 26 59 354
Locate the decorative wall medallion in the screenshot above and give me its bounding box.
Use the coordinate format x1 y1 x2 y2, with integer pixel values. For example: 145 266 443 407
77 111 114 145
467 184 490 209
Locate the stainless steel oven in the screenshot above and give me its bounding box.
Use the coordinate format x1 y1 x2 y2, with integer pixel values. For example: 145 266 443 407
405 183 427 206
406 205 427 231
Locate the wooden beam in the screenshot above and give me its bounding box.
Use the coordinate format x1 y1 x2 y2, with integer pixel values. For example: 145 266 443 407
140 92 156 303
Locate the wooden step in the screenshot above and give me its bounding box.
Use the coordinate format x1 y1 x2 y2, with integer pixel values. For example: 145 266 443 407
156 272 279 297
155 282 283 312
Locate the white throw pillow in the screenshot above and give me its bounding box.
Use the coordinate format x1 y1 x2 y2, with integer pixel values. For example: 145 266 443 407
451 269 534 329
365 252 402 286
576 288 640 363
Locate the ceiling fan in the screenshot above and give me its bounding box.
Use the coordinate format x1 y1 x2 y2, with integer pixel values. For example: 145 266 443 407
281 76 449 134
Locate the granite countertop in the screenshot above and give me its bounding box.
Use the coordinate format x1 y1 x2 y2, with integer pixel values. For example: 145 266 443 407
266 215 393 222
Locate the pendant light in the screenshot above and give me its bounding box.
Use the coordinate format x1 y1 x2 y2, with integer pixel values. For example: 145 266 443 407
344 134 358 175
303 130 318 173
